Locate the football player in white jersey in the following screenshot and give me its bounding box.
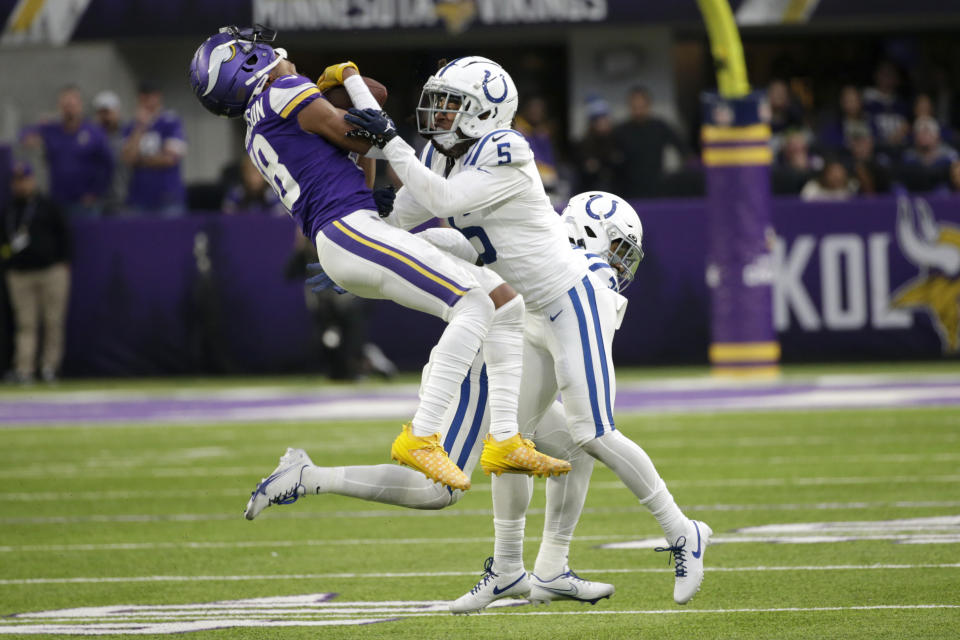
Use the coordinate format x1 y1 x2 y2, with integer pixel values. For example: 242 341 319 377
252 193 627 611
342 58 713 606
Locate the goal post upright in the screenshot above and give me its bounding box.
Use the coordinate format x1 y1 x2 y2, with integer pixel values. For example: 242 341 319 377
696 0 780 377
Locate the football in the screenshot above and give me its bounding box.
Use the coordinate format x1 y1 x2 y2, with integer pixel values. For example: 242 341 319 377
323 76 388 110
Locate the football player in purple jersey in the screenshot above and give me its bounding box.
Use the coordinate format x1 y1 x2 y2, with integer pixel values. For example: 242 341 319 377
188 26 569 512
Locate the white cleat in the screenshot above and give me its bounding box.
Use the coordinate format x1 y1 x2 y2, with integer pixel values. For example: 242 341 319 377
528 568 615 605
450 557 531 614
656 519 712 604
244 448 313 521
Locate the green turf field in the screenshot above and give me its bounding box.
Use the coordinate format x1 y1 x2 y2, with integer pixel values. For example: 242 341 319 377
1 376 959 638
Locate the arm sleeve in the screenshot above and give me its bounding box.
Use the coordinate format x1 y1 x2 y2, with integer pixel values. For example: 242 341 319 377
387 185 434 230
416 227 480 264
343 75 380 111
381 136 531 218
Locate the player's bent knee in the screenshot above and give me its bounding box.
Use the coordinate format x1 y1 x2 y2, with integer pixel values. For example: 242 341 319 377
414 485 463 510
450 287 495 324
576 427 618 451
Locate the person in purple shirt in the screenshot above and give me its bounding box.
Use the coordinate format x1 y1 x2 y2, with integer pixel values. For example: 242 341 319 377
121 83 187 217
20 85 113 218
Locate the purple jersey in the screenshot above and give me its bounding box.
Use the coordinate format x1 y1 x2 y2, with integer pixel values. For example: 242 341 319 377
23 120 113 207
122 111 187 211
242 74 375 239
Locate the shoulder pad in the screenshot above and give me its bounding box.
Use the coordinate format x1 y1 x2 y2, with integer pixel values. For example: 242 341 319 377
463 129 531 169
268 75 322 117
419 141 441 170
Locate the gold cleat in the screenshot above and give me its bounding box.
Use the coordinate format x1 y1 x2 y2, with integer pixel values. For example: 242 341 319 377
480 433 572 477
390 423 471 491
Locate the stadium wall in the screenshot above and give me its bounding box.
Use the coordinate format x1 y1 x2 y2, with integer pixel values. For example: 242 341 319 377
59 194 960 377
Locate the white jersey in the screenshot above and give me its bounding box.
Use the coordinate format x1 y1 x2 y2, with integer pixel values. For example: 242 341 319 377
382 130 585 310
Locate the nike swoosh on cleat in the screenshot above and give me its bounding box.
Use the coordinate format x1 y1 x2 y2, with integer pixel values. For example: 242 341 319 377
549 310 563 322
491 133 507 142
692 521 703 559
492 572 526 595
540 584 579 596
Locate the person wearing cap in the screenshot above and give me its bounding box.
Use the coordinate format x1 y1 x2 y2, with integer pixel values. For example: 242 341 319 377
0 161 71 384
19 85 114 218
121 83 187 217
93 91 129 214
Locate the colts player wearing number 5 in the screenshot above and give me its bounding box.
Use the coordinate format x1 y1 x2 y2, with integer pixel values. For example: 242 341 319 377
188 27 570 514
345 58 713 605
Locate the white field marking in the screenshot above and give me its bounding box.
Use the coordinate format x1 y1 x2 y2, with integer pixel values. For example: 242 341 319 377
2 564 959 586
6 496 960 527
0 534 634 554
6 450 957 486
601 534 960 549
734 515 960 533
3 605 959 636
599 516 960 550
4 450 959 480
3 505 960 553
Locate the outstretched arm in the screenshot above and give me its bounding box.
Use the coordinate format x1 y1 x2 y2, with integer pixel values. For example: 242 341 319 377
296 97 373 155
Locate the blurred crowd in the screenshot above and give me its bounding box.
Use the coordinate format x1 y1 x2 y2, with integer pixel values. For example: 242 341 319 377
563 59 960 202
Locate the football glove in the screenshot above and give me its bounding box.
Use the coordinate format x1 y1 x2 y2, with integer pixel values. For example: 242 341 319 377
306 263 347 295
344 108 397 149
316 61 359 92
373 186 396 218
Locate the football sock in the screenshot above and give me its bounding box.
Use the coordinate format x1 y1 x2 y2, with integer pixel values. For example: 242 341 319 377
300 464 457 510
582 430 691 542
482 295 525 441
535 452 595 579
491 473 533 574
412 288 492 437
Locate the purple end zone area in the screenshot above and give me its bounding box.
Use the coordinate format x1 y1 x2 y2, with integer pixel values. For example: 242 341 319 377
2 377 959 426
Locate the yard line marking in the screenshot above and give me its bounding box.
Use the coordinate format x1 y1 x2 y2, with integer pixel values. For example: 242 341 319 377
2 564 958 585
6 495 960 526
0 535 633 554
4 507 960 552
2 604 957 635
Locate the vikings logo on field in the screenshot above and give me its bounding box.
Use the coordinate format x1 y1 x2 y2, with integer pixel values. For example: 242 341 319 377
892 197 960 352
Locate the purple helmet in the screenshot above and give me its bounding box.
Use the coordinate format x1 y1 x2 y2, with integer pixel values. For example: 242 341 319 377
188 25 287 118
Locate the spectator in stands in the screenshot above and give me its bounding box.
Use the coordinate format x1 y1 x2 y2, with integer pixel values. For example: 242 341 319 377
20 85 113 218
0 161 70 384
92 90 128 215
515 96 562 205
773 129 821 194
819 85 874 152
901 116 959 170
572 95 621 193
844 123 891 195
613 86 692 198
221 156 285 216
912 91 954 146
768 79 808 155
800 158 857 201
121 83 187 217
863 60 910 154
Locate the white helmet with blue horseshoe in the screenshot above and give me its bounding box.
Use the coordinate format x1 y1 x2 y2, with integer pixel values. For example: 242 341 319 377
563 191 645 291
417 56 519 152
